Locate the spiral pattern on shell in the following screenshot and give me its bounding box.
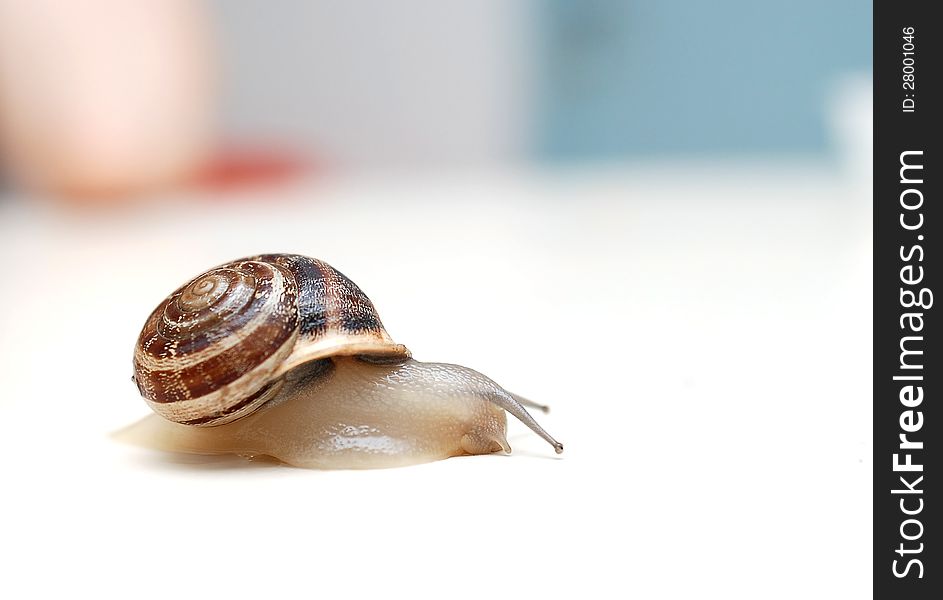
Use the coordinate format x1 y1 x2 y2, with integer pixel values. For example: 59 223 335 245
133 255 409 426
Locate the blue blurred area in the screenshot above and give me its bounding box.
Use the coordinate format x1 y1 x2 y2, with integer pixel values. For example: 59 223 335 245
536 0 872 159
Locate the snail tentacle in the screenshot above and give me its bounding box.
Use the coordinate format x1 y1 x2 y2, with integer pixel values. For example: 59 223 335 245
485 388 563 454
391 360 564 454
508 392 551 414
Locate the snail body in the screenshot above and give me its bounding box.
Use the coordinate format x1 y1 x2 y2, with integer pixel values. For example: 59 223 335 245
126 254 562 469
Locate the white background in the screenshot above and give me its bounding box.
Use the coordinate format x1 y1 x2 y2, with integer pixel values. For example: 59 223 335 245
0 163 871 598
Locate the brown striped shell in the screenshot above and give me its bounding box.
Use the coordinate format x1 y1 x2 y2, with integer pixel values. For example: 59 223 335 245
132 254 410 426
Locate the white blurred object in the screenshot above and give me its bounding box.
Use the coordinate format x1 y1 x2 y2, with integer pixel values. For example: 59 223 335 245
827 72 873 193
0 0 214 199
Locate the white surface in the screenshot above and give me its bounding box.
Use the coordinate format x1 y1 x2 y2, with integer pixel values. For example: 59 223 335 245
0 164 871 599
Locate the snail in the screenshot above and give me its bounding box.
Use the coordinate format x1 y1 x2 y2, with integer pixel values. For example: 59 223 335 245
124 253 563 469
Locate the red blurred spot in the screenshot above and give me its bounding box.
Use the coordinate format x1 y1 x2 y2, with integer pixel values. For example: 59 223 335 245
193 147 316 191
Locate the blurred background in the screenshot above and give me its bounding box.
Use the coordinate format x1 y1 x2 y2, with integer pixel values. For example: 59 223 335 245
0 2 873 599
0 0 871 192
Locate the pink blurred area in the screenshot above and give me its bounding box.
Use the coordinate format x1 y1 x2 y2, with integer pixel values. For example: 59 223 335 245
0 0 311 202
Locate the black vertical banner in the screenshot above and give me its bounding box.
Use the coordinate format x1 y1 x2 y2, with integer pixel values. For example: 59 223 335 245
875 1 940 597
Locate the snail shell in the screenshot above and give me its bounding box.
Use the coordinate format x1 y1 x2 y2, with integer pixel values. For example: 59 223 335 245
133 254 408 426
